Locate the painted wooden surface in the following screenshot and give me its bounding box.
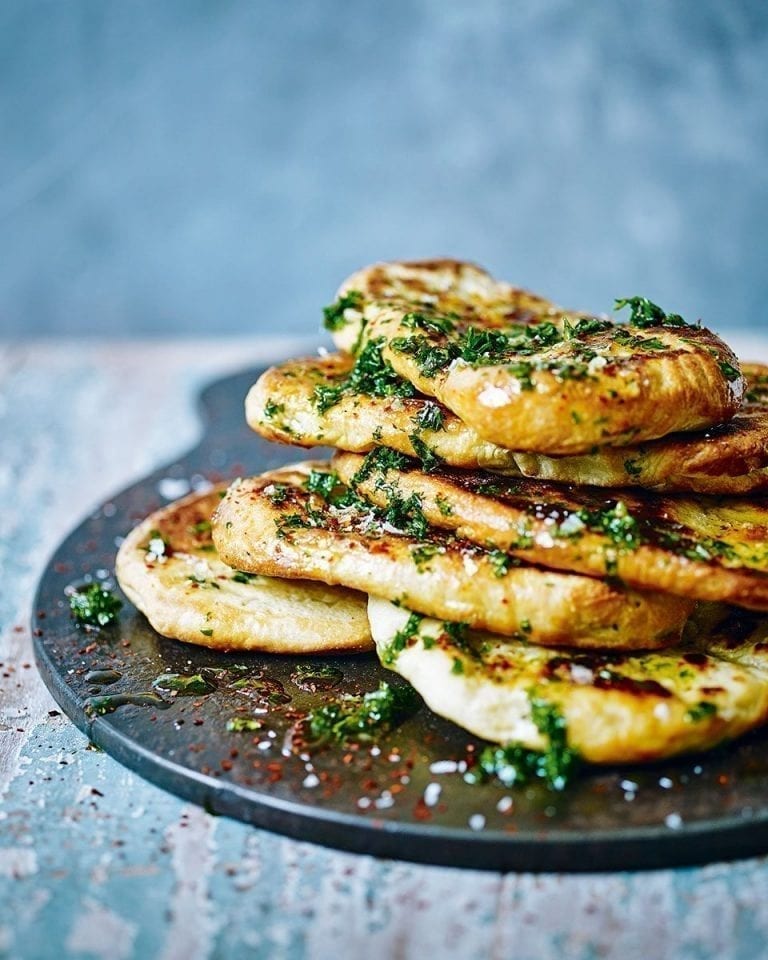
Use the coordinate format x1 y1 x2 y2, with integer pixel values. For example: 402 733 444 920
2 336 768 960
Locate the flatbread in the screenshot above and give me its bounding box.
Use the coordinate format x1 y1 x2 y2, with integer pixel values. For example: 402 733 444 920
115 486 372 653
334 451 768 610
212 462 693 650
328 259 743 454
245 353 521 471
368 596 768 764
248 354 768 495
512 362 768 494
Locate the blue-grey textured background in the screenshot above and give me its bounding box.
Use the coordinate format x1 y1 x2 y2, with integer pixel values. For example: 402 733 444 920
1 0 766 338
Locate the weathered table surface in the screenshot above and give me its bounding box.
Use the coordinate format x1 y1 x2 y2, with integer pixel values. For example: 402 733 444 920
3 335 768 960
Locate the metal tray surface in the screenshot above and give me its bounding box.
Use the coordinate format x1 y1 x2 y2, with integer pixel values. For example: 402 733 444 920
32 367 768 872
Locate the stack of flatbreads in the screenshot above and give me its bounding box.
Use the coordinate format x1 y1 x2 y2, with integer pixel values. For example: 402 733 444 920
118 260 768 770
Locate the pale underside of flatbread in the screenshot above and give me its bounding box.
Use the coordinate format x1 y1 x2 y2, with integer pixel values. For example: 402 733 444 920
327 259 744 455
211 463 693 650
368 597 768 764
249 354 768 495
334 451 768 610
115 486 372 653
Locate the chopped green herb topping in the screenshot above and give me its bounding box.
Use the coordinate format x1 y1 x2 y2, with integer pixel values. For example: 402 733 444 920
402 311 456 336
488 548 514 578
460 325 512 363
313 338 415 412
323 290 363 331
613 328 666 351
307 681 420 745
719 360 741 383
435 494 454 517
305 469 339 501
265 483 290 505
69 584 123 627
351 446 411 485
380 488 429 539
411 542 442 571
231 571 257 584
686 701 718 723
263 398 285 419
408 434 443 473
614 296 691 329
153 672 215 694
451 657 465 675
566 500 643 551
465 698 580 791
390 334 460 378
413 401 445 432
382 611 424 664
563 317 613 338
226 716 263 732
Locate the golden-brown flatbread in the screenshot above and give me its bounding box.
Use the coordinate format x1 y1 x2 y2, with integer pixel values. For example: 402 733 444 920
115 486 372 653
327 259 744 454
245 353 522 471
211 462 693 650
512 362 768 494
334 451 768 610
248 354 768 495
368 597 768 764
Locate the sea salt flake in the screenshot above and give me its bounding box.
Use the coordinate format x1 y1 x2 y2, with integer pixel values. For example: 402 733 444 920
158 477 191 500
429 760 459 775
424 783 442 807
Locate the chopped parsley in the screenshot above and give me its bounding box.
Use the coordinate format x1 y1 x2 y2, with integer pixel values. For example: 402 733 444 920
69 584 123 627
264 483 290 505
563 316 612 338
564 501 643 551
413 402 445 432
719 360 741 383
379 488 429 539
381 611 424 664
613 328 666 351
686 701 718 723
402 311 456 336
411 542 442 571
226 716 263 732
313 337 415 412
263 399 284 419
322 290 363 331
614 296 691 329
408 434 443 473
488 548 514 578
305 468 339 501
306 681 420 745
351 446 410 485
465 697 580 791
231 571 257 584
153 673 215 694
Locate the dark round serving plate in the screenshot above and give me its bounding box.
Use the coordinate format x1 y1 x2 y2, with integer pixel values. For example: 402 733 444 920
32 367 768 873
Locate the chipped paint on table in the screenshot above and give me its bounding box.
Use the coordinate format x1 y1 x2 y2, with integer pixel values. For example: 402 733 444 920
3 337 768 960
